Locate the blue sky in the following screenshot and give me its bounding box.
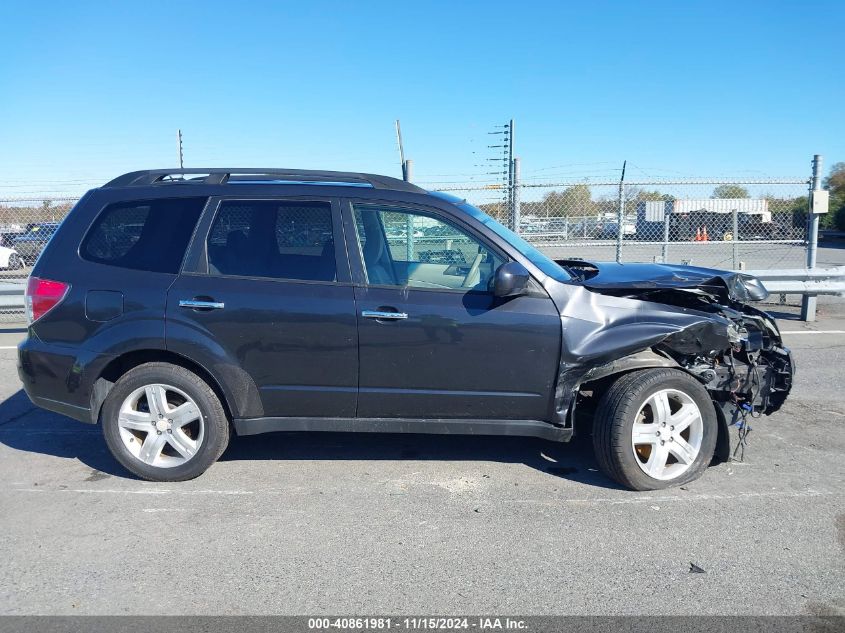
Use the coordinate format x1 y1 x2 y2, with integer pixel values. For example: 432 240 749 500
0 0 842 197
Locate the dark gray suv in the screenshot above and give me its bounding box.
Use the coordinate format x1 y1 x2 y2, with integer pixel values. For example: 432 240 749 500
17 169 793 489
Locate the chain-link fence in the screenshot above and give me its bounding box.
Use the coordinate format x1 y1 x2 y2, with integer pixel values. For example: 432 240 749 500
435 179 811 271
0 197 77 319
0 197 76 279
0 177 813 320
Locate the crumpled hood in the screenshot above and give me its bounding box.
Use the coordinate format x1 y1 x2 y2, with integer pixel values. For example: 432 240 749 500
556 259 769 303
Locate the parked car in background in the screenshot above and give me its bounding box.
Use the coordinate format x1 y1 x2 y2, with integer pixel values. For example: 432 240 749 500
12 222 60 264
0 245 23 270
519 220 547 235
0 229 26 249
599 219 637 239
18 168 793 490
423 224 462 238
385 225 424 239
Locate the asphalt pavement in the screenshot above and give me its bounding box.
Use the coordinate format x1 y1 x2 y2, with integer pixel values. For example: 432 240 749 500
0 307 843 616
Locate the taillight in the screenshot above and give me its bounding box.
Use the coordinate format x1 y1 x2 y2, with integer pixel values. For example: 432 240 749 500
25 277 70 325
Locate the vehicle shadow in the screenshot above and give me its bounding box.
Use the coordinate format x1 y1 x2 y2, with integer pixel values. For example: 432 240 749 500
221 427 618 489
0 390 128 477
0 389 619 489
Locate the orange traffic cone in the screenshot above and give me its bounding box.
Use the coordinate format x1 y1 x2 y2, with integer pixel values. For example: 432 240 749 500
702 226 709 242
694 227 702 241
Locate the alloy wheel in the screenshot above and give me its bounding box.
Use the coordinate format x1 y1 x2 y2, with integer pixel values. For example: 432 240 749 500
117 383 205 468
630 388 704 481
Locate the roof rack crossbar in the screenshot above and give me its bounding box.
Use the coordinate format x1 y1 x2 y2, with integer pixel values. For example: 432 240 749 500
103 168 425 193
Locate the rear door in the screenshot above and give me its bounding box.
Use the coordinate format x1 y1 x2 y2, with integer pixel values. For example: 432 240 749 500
166 196 358 419
23 194 208 416
344 199 561 422
31 193 208 349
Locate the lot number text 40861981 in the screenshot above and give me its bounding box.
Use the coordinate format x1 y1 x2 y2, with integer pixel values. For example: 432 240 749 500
307 617 528 630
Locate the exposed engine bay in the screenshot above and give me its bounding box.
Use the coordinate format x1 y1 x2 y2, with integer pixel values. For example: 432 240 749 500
649 290 792 415
549 259 794 456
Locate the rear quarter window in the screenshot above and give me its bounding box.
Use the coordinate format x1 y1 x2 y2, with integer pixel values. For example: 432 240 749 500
81 198 206 273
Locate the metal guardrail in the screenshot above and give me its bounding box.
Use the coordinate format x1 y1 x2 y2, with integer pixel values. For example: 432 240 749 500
746 267 845 297
0 268 841 319
0 283 25 310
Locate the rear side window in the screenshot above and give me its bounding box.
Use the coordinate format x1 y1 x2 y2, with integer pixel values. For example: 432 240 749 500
82 198 206 273
206 200 336 282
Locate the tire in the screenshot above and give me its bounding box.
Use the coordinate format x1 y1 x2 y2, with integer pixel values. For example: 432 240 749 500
101 362 230 482
8 253 22 270
592 368 718 491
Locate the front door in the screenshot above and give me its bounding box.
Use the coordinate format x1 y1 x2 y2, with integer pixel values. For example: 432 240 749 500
346 201 561 421
166 197 358 419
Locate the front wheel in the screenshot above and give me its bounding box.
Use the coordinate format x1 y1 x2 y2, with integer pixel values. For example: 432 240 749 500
102 362 230 481
592 368 717 491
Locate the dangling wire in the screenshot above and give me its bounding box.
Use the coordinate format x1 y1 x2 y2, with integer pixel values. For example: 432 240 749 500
732 403 753 462
727 347 756 462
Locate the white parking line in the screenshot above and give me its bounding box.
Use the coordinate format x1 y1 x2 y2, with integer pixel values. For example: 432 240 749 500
13 487 255 495
510 488 839 506
780 330 845 335
0 346 19 349
9 486 839 506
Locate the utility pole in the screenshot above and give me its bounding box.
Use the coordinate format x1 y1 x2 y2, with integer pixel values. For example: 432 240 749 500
512 156 521 234
177 129 184 169
395 120 407 180
395 120 414 256
801 154 823 321
485 121 513 224
507 119 515 230
616 159 627 263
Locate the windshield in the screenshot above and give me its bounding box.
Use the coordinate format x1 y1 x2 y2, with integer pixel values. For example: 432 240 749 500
429 193 571 282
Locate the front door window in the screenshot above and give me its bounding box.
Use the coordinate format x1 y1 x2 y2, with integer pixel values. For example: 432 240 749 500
353 205 504 291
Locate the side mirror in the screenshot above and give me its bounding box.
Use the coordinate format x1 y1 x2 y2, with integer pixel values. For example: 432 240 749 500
493 261 530 298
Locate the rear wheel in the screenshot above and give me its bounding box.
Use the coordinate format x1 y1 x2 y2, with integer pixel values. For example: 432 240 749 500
592 368 717 491
102 362 230 481
8 253 22 270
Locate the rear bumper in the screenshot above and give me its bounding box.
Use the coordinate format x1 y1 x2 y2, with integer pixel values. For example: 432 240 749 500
17 335 113 424
25 393 91 423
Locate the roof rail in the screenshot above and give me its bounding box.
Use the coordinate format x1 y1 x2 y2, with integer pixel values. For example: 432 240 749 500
102 168 426 193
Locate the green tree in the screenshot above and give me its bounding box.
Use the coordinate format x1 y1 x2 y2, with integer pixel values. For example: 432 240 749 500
625 187 675 203
540 184 595 218
824 162 845 191
712 185 750 199
822 162 845 230
478 201 507 222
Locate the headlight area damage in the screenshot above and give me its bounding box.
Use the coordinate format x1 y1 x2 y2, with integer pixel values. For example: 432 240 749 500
549 260 794 458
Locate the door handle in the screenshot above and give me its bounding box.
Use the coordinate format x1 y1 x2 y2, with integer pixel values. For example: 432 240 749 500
179 299 225 310
362 310 408 320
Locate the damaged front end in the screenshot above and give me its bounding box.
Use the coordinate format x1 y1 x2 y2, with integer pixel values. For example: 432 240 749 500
548 259 794 454
652 293 794 433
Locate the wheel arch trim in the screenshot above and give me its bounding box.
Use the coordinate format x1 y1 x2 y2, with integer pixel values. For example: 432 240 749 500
563 349 683 431
89 348 254 425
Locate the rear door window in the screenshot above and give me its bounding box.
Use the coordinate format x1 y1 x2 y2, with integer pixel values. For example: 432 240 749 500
81 197 206 273
206 200 336 282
